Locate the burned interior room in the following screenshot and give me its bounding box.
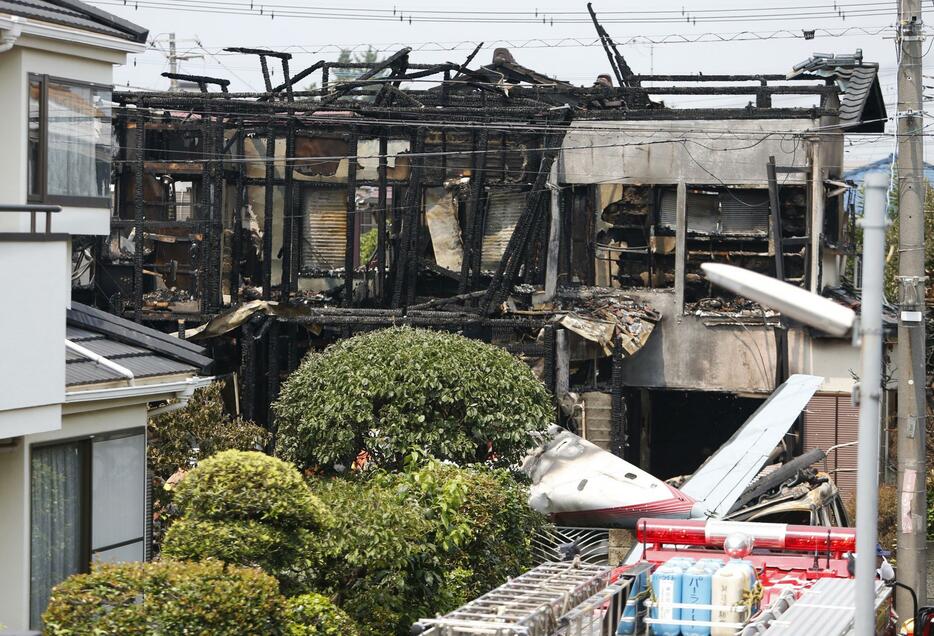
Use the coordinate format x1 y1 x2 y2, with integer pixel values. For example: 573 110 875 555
73 34 886 466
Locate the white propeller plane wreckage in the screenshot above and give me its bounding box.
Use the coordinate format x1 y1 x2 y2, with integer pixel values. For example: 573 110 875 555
522 374 825 528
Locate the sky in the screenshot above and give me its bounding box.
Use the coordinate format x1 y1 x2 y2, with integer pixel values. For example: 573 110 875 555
90 0 920 168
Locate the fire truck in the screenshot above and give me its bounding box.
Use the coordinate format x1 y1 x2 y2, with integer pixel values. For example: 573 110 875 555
412 518 931 636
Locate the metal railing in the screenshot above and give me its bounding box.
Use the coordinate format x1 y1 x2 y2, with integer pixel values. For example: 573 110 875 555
0 203 62 234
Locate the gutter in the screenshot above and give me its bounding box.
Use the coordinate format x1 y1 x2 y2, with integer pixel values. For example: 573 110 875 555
66 338 135 385
65 375 215 404
146 376 216 416
0 16 22 53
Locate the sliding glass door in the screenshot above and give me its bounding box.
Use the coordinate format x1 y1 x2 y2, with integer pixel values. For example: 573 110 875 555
29 430 144 629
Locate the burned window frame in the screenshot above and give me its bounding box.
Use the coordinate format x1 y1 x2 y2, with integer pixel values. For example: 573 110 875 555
27 73 113 208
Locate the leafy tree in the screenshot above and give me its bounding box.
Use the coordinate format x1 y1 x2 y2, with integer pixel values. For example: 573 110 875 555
149 383 268 479
162 450 330 593
43 560 286 635
285 593 359 636
303 459 546 636
148 383 268 551
305 474 436 636
274 326 553 471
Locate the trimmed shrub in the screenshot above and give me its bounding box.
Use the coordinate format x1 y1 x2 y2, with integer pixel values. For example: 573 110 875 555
162 450 329 592
305 476 437 636
304 461 547 635
285 593 359 636
397 461 548 600
148 382 268 551
170 450 328 527
43 560 285 635
149 382 269 480
274 326 552 471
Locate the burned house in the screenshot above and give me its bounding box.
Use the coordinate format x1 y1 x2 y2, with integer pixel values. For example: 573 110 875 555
78 31 887 498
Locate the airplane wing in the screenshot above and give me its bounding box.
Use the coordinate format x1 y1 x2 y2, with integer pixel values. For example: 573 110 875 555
680 373 824 517
623 373 824 565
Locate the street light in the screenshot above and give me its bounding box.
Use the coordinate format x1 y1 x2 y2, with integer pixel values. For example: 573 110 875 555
701 171 889 636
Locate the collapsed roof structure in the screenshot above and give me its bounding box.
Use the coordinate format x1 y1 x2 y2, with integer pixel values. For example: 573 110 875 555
79 9 887 480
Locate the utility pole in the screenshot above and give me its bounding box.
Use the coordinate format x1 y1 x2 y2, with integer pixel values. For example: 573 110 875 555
854 173 887 636
896 0 928 613
168 32 178 91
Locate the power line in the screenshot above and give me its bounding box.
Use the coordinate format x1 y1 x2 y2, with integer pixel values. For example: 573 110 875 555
91 0 894 25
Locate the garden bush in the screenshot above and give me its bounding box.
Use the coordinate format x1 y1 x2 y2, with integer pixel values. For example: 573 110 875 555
304 459 547 636
162 450 329 592
392 460 548 600
285 593 359 636
274 326 552 471
305 475 436 636
148 382 268 551
43 560 285 635
149 382 269 479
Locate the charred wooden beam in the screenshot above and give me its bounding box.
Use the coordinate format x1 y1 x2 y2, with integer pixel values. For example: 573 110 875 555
344 134 358 307
133 111 145 323
161 72 230 94
459 129 489 294
376 135 388 301
262 132 275 298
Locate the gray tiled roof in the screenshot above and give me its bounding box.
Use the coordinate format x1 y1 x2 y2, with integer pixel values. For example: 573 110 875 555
66 326 200 387
0 0 148 43
787 53 886 132
66 302 211 388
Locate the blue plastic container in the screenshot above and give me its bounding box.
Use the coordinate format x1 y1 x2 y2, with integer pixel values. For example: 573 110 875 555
680 564 713 636
617 563 652 635
651 562 684 636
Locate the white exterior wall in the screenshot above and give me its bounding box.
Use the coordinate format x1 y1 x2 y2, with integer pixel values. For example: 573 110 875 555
0 240 68 418
0 402 148 634
0 402 147 634
0 26 128 235
560 119 816 186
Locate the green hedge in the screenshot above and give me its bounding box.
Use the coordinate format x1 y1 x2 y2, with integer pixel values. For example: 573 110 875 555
274 326 552 471
43 560 285 635
285 593 360 636
162 450 329 593
171 450 328 527
304 461 546 636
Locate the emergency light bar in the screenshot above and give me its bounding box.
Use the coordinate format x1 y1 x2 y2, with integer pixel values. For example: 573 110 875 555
635 518 856 555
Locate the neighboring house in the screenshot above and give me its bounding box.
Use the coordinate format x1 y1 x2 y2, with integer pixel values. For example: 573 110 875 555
0 2 213 632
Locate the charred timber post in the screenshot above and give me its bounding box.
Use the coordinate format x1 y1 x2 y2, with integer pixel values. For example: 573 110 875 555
266 319 280 450
611 334 625 457
376 135 388 302
209 114 224 312
199 111 211 313
280 120 296 301
344 134 359 307
391 128 425 308
459 129 489 294
133 111 145 323
262 132 275 299
240 315 258 421
231 131 244 304
481 122 568 313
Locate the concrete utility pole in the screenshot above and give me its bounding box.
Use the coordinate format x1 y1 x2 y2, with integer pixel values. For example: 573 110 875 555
168 33 178 91
854 173 888 636
896 0 928 612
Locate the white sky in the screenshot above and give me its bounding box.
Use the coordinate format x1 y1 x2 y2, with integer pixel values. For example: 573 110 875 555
91 0 921 168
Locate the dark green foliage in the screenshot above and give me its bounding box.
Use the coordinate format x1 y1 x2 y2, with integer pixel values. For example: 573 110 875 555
400 461 548 600
148 382 268 551
162 450 329 592
274 327 552 471
304 476 435 636
304 460 547 636
43 560 285 635
170 450 328 527
149 382 269 479
285 593 360 636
